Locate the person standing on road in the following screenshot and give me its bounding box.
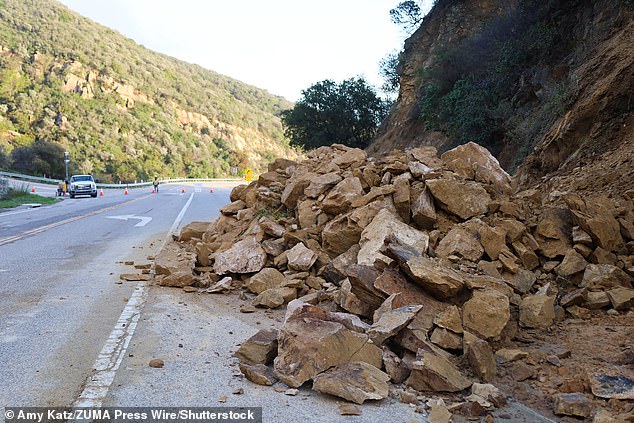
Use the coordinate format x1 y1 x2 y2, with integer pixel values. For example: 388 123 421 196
153 176 159 193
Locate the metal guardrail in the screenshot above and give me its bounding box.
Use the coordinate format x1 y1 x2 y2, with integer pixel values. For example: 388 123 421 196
0 171 244 188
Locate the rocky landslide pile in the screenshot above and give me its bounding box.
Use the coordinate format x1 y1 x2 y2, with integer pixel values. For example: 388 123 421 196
156 142 634 420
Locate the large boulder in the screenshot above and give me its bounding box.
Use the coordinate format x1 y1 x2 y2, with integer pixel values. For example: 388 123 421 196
581 264 633 291
247 268 287 294
462 289 510 339
214 237 267 275
322 176 364 215
274 306 382 388
286 242 318 271
400 257 466 300
357 209 429 267
304 172 342 198
235 329 279 365
519 295 555 328
426 179 492 220
440 142 512 196
436 226 484 262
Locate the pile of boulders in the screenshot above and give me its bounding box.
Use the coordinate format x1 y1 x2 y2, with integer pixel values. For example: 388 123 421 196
156 142 634 419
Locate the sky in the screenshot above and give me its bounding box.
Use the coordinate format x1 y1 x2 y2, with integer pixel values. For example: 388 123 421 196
56 0 431 102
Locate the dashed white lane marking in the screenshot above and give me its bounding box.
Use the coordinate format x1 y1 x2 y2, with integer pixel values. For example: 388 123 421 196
74 192 195 408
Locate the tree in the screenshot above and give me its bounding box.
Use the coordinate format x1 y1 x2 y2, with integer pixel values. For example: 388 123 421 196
281 77 390 150
390 1 423 32
379 50 402 94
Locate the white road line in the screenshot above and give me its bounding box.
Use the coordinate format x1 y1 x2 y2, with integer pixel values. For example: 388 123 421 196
73 192 196 407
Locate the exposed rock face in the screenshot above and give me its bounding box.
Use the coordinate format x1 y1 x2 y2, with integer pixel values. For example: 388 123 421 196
312 361 390 404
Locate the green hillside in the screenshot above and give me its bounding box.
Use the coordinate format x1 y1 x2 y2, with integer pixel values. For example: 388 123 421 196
0 0 298 182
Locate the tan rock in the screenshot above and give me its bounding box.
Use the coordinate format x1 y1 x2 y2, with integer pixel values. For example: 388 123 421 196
195 242 211 267
511 241 540 270
261 238 286 257
373 268 430 307
502 268 537 294
286 242 318 271
479 225 507 261
436 227 484 262
382 347 411 383
312 361 390 404
274 306 382 388
553 393 593 418
581 264 633 291
411 184 437 229
463 332 496 382
428 399 452 423
535 208 573 258
235 329 279 365
358 209 429 267
495 348 528 363
570 196 624 252
426 179 492 220
252 287 297 309
281 172 316 209
322 213 363 256
430 327 462 350
440 142 512 196
519 295 555 328
401 257 466 300
220 200 246 215
214 237 267 275
606 287 634 310
368 305 422 345
573 226 594 245
297 200 319 229
584 291 611 309
119 273 152 282
346 265 387 309
259 217 285 238
406 352 472 392
392 177 411 223
462 289 510 339
247 268 287 294
556 249 588 277
155 243 195 276
619 217 634 241
178 221 210 242
156 271 193 287
332 147 366 167
239 363 278 386
304 172 342 198
322 176 364 215
433 305 463 334
338 279 374 318
590 247 617 265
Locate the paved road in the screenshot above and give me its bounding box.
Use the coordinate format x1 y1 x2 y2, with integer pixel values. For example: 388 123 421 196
0 181 236 409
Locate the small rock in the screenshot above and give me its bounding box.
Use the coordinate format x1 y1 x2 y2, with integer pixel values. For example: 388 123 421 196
232 387 244 395
284 388 299 396
149 359 164 368
553 392 592 418
338 403 362 416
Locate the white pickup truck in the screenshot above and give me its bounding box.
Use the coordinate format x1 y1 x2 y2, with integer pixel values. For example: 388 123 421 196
68 174 97 198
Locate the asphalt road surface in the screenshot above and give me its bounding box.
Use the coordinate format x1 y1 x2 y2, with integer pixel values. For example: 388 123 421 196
0 181 236 410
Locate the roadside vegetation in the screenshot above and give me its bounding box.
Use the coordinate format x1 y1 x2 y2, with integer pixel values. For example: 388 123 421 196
0 178 57 209
0 0 295 182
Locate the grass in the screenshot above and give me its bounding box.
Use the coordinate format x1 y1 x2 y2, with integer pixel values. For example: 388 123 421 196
0 186 59 209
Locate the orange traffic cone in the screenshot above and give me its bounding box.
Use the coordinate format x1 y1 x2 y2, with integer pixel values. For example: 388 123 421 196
100 189 104 196
124 188 129 195
31 188 35 193
181 188 185 193
152 188 156 193
209 188 214 193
